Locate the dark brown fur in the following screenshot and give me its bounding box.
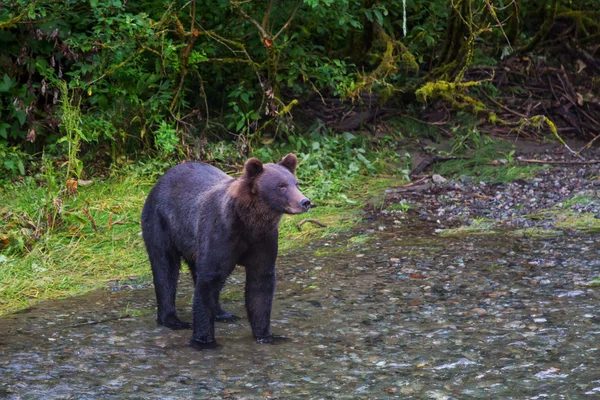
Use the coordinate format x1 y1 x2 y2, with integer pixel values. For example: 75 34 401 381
141 154 310 348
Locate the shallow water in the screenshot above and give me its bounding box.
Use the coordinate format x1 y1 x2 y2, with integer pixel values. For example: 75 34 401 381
1 215 600 399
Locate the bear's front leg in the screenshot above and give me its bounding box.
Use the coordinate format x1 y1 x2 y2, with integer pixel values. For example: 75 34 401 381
245 264 287 344
190 278 220 349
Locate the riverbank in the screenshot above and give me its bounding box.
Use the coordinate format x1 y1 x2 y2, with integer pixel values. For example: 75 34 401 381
382 139 600 238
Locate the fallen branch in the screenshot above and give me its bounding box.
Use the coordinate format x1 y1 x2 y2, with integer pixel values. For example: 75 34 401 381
296 219 327 232
517 158 600 165
481 90 528 119
397 176 430 188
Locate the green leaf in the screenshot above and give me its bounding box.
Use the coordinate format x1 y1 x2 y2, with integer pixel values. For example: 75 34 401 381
339 194 357 204
0 123 10 139
15 110 26 126
27 4 36 19
373 9 383 26
0 74 14 92
235 118 245 132
341 132 355 141
240 92 250 104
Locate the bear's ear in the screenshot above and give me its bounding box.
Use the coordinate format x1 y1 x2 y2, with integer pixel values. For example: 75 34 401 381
243 158 264 179
278 153 298 174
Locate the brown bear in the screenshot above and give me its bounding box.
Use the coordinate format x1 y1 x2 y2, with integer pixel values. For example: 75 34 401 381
141 154 310 348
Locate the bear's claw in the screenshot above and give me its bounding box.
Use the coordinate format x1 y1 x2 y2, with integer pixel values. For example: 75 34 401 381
190 339 221 350
158 315 192 330
216 312 241 322
255 335 288 345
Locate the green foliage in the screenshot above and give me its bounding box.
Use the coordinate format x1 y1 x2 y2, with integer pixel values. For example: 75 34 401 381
56 81 84 179
253 125 404 202
433 133 542 183
0 167 152 314
0 0 597 163
0 143 29 180
154 120 179 155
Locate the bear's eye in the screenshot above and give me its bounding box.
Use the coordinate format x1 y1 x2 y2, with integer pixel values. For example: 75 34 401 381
278 183 287 190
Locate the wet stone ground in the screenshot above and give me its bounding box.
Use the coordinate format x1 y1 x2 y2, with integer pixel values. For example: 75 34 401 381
1 213 600 399
391 144 600 232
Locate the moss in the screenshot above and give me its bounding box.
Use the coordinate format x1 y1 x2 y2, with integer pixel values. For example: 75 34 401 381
0 12 25 29
589 278 600 287
348 24 418 100
437 218 497 237
347 234 372 246
313 247 346 257
415 80 490 116
554 213 600 232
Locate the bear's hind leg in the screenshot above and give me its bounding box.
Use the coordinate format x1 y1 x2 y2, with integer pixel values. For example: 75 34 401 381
215 297 240 322
149 249 191 330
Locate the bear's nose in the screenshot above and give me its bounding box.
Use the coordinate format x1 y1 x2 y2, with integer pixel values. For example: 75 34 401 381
299 198 311 210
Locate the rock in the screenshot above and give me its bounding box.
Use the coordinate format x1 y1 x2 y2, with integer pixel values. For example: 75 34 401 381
432 174 447 184
459 175 473 184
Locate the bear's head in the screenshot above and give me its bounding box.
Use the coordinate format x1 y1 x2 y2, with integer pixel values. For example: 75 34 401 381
239 153 310 215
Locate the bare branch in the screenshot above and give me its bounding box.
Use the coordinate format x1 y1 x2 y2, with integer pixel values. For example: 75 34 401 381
273 1 303 41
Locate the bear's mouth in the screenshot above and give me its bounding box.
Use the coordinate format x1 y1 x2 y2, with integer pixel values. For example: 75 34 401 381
284 205 309 214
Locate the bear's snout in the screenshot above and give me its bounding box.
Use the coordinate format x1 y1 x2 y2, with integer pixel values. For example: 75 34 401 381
299 198 311 211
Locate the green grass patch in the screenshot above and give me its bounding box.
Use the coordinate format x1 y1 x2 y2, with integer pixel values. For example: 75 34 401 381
554 212 600 232
589 278 600 287
0 172 152 315
386 202 411 213
386 115 442 141
436 218 497 237
560 194 597 208
510 228 563 237
431 135 544 183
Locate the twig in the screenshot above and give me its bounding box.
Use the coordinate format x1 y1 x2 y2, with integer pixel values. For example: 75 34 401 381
517 158 600 165
481 90 528 118
579 133 600 153
234 5 269 40
262 0 274 30
296 219 327 232
273 1 303 41
170 24 199 111
86 48 144 87
82 208 98 231
397 176 430 188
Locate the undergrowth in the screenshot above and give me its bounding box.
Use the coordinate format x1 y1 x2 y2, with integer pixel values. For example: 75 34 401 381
431 128 544 183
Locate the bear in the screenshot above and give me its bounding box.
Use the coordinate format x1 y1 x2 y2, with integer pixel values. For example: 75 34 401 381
141 154 310 348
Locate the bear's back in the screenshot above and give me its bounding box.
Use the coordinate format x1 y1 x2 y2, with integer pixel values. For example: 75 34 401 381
155 162 232 197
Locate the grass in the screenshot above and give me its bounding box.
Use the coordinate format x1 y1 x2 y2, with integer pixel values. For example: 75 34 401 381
553 212 600 232
436 218 498 237
0 158 404 315
0 171 153 315
431 136 544 183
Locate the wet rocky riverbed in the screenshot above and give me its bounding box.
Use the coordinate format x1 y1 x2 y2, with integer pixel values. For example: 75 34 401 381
1 212 600 399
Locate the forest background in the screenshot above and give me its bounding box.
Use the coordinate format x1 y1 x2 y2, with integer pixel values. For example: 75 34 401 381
0 0 599 312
